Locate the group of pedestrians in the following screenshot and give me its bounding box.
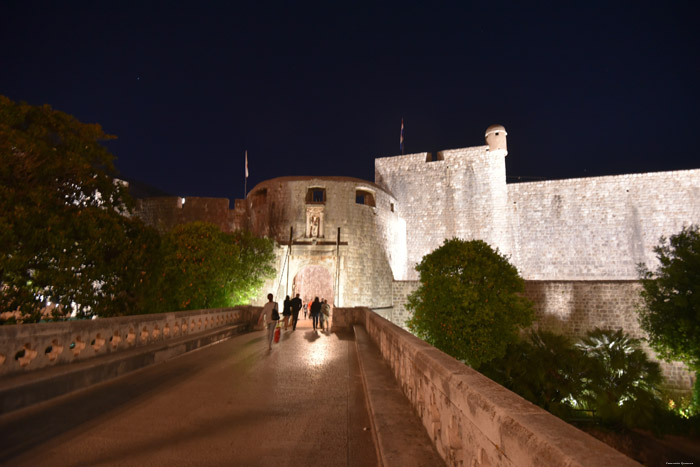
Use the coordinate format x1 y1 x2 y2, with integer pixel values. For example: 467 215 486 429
309 297 331 331
257 293 332 349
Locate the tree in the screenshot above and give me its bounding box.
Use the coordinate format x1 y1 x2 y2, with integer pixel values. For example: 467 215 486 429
0 95 157 322
223 229 277 305
638 225 700 409
151 222 275 313
407 238 534 367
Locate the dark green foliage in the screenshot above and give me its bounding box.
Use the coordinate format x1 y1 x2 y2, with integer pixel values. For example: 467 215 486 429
0 95 159 321
151 222 275 312
1 97 276 322
483 328 667 431
480 330 588 418
407 238 534 367
638 225 700 410
576 328 665 430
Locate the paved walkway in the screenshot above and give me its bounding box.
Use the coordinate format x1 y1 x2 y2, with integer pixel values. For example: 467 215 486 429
0 318 378 466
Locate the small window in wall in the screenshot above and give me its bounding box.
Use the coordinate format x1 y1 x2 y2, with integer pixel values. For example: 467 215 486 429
355 189 375 207
390 203 394 212
306 187 326 204
251 188 267 208
425 152 445 162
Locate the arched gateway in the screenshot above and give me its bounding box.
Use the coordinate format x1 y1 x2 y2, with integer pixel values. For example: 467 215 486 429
292 265 334 306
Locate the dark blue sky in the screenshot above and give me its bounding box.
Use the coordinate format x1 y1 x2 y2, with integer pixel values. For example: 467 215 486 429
2 1 698 201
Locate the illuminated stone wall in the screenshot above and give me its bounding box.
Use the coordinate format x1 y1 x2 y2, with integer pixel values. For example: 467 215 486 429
244 176 406 308
375 146 509 280
376 150 700 282
508 170 700 279
523 280 693 390
391 280 420 328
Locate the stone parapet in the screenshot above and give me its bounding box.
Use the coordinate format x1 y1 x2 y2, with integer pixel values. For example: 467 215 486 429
0 306 259 378
337 307 640 466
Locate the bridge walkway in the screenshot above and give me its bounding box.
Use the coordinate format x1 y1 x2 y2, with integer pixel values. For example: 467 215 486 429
0 318 401 466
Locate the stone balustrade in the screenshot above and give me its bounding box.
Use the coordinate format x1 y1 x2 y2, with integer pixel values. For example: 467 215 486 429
334 307 639 467
0 306 259 378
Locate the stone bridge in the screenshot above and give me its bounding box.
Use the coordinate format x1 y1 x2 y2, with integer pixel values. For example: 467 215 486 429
0 307 640 466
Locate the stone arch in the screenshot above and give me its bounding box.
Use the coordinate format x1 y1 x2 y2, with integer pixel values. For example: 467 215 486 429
292 265 334 307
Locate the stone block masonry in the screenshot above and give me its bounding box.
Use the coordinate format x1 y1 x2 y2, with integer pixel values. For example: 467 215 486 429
0 306 260 412
391 280 420 328
243 176 405 308
340 308 641 466
509 169 700 280
524 280 694 390
135 196 234 233
375 146 509 281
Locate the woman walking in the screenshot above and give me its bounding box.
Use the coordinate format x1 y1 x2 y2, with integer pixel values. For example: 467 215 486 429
282 295 292 330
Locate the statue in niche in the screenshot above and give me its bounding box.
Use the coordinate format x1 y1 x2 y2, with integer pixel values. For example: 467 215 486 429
310 215 320 237
306 205 324 238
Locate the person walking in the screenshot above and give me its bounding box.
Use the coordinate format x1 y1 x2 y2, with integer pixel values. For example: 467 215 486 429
282 295 292 330
257 293 279 350
310 297 322 331
290 293 302 331
321 299 331 331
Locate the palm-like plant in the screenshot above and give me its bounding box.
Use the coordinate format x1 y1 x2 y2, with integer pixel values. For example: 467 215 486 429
480 330 588 418
576 328 664 429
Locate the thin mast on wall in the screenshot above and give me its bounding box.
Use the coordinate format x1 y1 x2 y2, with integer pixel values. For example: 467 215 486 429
244 150 249 198
286 226 292 297
336 227 341 307
275 229 292 301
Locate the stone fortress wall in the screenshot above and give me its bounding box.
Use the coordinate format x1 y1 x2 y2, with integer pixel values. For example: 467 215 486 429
375 145 509 280
375 128 700 282
241 176 405 308
373 126 699 390
134 196 236 234
508 170 700 280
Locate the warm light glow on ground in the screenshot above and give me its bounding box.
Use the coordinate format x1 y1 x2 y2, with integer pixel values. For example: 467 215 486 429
303 331 334 368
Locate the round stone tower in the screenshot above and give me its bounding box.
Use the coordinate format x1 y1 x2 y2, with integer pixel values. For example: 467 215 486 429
485 124 508 157
244 176 406 308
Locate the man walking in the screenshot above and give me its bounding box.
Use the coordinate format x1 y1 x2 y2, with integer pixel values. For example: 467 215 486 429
310 297 322 331
290 293 302 330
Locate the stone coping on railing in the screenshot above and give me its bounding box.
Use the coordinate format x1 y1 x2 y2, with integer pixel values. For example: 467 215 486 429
333 307 640 467
0 306 260 378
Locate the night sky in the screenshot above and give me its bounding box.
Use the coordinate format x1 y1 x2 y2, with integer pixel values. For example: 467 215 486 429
2 2 698 202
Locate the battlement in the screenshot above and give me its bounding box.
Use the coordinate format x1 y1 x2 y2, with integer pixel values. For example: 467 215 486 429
135 196 237 233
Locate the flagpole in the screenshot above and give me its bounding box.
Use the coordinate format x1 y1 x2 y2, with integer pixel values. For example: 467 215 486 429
244 150 248 198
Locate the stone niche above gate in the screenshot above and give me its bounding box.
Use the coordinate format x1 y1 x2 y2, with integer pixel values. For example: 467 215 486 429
306 206 324 238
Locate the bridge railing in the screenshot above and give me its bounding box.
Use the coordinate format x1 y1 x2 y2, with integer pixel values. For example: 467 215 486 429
333 307 638 467
0 306 260 378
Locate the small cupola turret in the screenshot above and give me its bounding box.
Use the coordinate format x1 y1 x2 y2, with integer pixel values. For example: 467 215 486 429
485 124 508 157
